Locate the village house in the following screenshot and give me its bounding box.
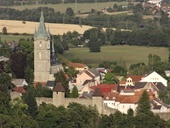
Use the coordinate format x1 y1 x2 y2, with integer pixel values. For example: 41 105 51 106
103 89 170 114
12 79 28 87
76 68 101 86
140 71 167 87
67 61 88 72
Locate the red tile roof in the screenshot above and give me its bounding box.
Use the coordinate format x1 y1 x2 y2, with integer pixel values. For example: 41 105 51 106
68 62 86 69
105 89 155 104
126 75 144 82
34 82 47 87
90 84 118 94
119 81 126 84
92 88 104 97
12 87 26 94
116 95 140 103
53 83 65 92
104 92 119 100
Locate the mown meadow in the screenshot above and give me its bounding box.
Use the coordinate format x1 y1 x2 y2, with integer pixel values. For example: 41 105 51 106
1 2 131 13
63 45 169 68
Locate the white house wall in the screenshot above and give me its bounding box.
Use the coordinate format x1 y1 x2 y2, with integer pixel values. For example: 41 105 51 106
140 71 167 86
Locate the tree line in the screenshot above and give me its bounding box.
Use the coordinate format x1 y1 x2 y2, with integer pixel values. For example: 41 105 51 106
0 83 170 127
0 2 170 29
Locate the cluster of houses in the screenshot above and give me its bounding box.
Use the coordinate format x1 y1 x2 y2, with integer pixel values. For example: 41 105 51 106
49 62 170 114
7 58 170 114
142 0 170 16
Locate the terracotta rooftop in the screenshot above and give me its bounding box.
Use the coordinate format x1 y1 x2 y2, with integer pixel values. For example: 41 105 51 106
68 62 86 68
126 75 144 82
34 82 47 87
53 83 65 92
116 95 140 103
12 87 26 94
92 88 104 97
104 92 119 100
90 84 118 94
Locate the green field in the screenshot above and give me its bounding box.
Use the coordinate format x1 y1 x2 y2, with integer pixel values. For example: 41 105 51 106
0 2 132 13
63 45 169 68
0 34 32 42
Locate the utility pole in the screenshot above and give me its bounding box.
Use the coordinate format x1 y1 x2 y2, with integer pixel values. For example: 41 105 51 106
63 0 65 24
75 0 77 14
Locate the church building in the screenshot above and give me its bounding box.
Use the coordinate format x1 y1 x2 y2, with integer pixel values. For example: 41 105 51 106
34 11 63 83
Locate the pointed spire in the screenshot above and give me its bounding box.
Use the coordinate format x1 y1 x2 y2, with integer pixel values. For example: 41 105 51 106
40 11 44 22
36 11 48 39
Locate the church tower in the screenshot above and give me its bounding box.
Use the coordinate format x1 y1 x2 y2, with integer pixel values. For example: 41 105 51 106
34 11 63 83
34 11 52 83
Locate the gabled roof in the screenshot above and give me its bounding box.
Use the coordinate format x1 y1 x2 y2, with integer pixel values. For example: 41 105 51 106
119 81 126 84
12 79 27 86
89 68 100 77
104 92 119 100
84 70 95 79
53 83 65 92
135 82 147 89
92 88 104 97
153 82 166 91
46 81 55 87
115 95 139 104
82 80 95 85
34 82 47 87
12 87 26 94
90 84 118 94
126 75 144 82
68 62 87 69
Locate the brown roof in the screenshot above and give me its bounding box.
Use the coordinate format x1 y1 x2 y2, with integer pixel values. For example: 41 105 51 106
68 62 86 68
92 88 104 97
104 92 119 100
116 95 140 103
126 75 144 82
12 87 26 94
53 83 65 92
34 82 47 87
84 70 95 79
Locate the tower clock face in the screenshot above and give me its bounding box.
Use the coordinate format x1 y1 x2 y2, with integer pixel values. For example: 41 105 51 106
39 41 42 47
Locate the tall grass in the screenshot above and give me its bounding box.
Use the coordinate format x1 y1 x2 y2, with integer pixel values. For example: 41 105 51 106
63 45 168 68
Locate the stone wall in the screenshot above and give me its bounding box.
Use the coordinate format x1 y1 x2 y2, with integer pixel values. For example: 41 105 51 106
63 98 93 107
36 97 53 106
103 105 117 115
156 113 170 121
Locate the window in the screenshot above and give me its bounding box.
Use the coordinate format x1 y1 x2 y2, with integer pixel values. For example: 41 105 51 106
39 52 42 59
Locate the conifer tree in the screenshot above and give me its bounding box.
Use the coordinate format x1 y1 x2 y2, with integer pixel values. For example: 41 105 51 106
136 90 151 115
54 70 69 97
70 86 79 98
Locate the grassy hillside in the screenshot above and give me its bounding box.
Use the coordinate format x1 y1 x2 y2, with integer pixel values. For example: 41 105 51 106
0 34 32 42
63 45 169 68
1 2 131 13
